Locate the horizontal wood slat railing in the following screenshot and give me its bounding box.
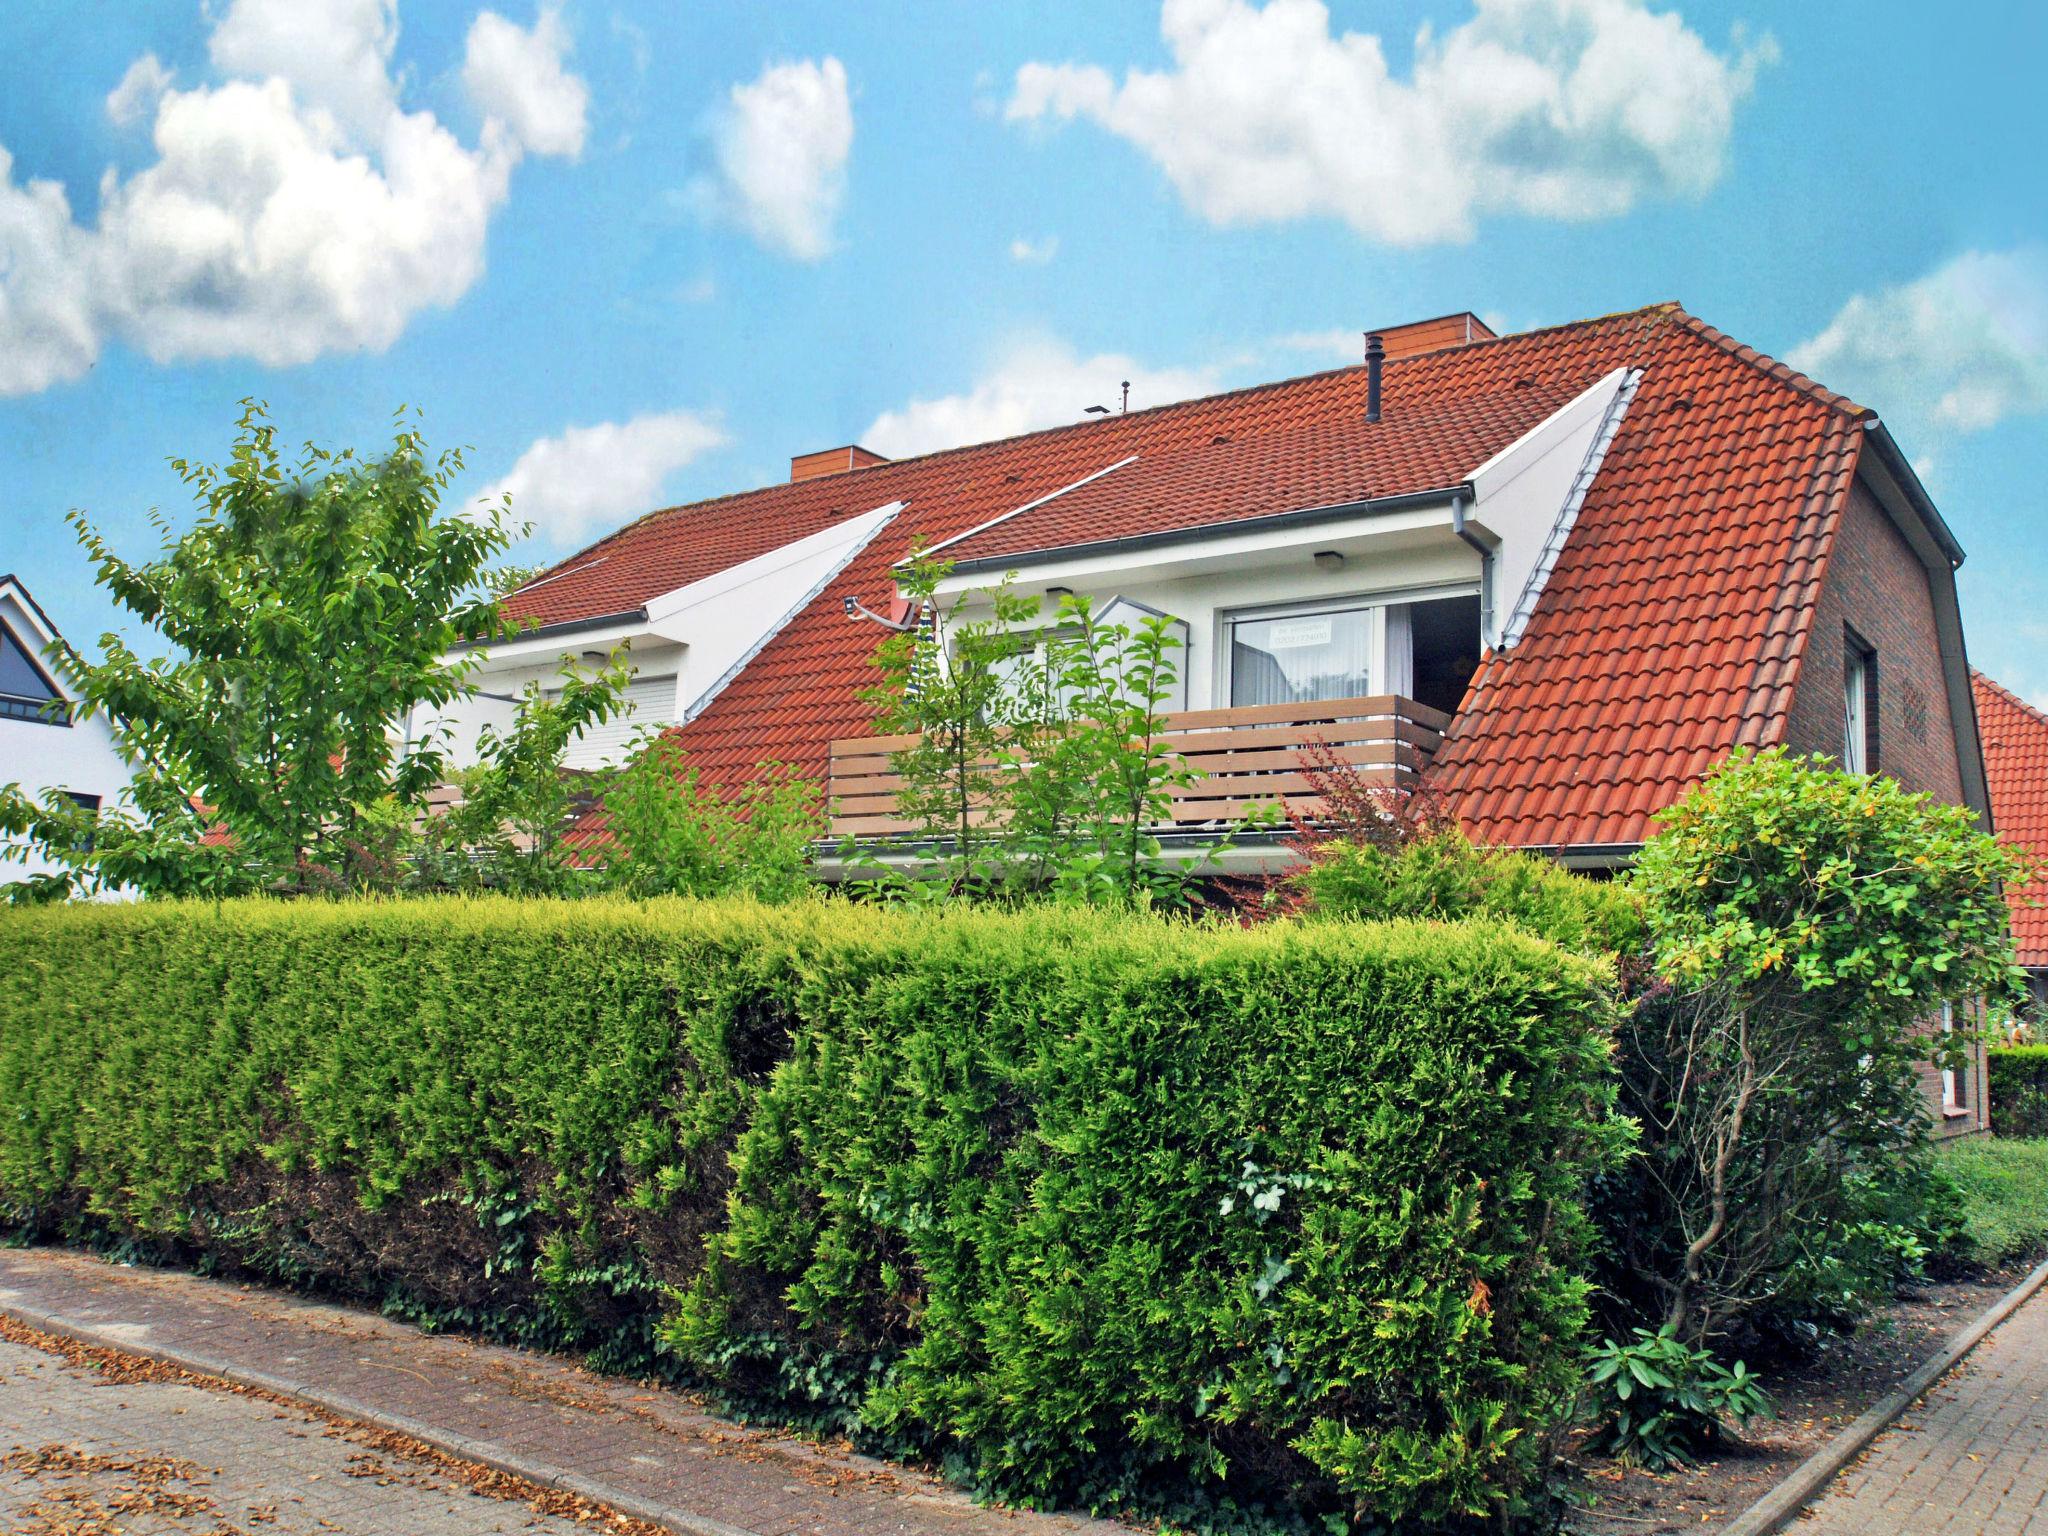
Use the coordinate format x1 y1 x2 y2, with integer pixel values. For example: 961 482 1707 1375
828 693 1450 839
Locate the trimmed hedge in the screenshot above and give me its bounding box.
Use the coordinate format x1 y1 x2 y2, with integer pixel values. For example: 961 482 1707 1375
1990 1046 2048 1139
0 898 1622 1531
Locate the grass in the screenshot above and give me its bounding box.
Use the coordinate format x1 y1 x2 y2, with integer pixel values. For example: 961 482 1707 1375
1936 1137 2048 1267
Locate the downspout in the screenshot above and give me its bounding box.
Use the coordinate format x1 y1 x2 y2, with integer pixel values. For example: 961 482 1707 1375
1451 493 1499 647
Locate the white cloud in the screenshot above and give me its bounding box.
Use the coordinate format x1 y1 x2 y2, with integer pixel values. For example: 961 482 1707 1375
105 54 173 128
1007 0 1774 246
464 4 590 157
207 0 400 140
1787 248 2048 435
1268 327 1363 363
862 337 1221 459
0 0 587 394
1009 234 1059 264
0 149 100 394
479 411 730 545
705 57 852 261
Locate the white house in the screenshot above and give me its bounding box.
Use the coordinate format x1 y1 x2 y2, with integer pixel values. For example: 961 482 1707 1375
0 575 137 888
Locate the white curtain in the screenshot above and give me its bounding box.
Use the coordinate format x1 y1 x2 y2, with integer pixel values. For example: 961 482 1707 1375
1229 607 1373 706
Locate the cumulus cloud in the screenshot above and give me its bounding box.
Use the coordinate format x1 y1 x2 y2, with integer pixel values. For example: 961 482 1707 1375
479 411 730 545
0 0 588 395
862 337 1221 459
704 57 853 261
464 3 590 157
1007 0 1774 245
0 150 99 394
1787 248 2048 435
1009 234 1059 264
105 54 174 127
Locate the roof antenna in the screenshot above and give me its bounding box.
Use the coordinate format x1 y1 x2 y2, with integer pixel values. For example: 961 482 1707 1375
1365 334 1384 423
1120 380 1130 414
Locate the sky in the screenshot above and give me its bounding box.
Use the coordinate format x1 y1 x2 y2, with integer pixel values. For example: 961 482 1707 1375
2 0 2045 704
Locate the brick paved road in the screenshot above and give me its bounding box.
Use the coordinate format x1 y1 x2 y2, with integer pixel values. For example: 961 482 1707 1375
0 1331 618 1535
1805 1287 2048 1535
0 1247 1127 1536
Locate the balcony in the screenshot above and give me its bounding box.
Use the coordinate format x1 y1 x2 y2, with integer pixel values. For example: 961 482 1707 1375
827 693 1451 840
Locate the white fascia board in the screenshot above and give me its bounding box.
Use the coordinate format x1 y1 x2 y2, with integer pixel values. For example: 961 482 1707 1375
465 617 652 671
1466 367 1639 650
910 457 1138 566
665 500 904 725
930 500 1456 596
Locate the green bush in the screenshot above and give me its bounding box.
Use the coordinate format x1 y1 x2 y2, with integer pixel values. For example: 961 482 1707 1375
1291 830 1646 956
1582 1327 1770 1469
1990 1048 2048 1139
1935 1137 2048 1266
0 897 1623 1533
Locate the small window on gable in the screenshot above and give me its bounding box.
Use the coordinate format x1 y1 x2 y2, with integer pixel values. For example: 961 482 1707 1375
0 617 69 725
1842 627 1877 774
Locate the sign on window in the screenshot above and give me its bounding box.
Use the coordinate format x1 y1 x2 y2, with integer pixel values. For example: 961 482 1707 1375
1267 616 1334 649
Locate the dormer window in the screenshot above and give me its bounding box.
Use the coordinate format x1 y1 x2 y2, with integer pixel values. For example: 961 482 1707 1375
0 616 69 727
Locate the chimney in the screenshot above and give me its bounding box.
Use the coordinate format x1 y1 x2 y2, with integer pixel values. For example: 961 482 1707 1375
791 444 890 483
1365 333 1384 423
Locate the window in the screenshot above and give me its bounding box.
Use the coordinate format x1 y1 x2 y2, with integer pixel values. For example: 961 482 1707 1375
0 616 70 726
1842 628 1877 773
1941 1001 1968 1114
60 791 101 853
1230 605 1374 707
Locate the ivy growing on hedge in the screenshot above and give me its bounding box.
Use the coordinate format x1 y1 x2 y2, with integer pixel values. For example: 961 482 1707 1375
0 897 1623 1531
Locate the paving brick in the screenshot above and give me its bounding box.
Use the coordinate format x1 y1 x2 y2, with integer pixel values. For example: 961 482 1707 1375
0 1247 1134 1536
1805 1288 2048 1534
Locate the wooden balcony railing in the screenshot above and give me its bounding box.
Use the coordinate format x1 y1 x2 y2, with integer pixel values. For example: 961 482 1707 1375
827 693 1451 840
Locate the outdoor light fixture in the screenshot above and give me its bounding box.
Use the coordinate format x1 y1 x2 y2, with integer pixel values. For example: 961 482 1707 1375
1314 550 1345 569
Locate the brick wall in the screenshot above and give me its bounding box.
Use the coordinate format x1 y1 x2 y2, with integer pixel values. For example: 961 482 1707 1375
1786 474 1985 1134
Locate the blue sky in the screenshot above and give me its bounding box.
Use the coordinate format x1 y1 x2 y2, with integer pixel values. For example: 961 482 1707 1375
2 0 2045 702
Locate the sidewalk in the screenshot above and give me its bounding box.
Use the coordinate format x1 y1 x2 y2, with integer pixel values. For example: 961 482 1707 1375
1803 1285 2048 1534
0 1245 1130 1536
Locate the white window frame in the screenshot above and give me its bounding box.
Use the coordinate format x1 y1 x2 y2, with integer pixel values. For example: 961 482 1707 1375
1940 1000 1969 1115
1216 582 1479 710
1843 636 1873 774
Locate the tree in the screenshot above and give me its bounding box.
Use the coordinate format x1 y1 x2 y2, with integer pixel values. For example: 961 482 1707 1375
0 402 535 897
1621 748 2029 1339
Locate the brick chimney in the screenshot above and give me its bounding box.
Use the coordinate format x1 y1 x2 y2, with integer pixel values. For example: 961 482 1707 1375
791 444 890 482
1361 311 1497 362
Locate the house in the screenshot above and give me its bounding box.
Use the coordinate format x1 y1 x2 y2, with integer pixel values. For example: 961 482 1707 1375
471 302 1994 1130
0 575 136 890
1973 669 2048 1018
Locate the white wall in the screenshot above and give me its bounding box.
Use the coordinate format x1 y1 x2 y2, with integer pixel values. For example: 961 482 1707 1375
0 586 138 890
938 529 1480 711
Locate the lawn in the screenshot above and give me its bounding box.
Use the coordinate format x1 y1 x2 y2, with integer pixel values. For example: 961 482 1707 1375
1937 1136 2048 1267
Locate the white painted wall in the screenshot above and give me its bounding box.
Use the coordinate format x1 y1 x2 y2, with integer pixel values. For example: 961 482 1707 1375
937 526 1481 711
0 583 138 890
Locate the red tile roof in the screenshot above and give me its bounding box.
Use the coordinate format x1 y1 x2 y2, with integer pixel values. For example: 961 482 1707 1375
511 302 1891 851
931 382 1577 569
1973 670 2048 967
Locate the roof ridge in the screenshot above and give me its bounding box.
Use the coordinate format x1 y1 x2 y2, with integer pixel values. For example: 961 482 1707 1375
1975 667 2048 729
1673 309 1872 420
512 302 1692 588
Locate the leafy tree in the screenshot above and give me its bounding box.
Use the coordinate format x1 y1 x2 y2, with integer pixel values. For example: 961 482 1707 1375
592 733 822 903
1621 748 2028 1338
0 402 535 897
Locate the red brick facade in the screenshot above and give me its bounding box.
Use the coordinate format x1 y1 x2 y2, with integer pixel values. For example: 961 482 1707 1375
1785 475 1987 1135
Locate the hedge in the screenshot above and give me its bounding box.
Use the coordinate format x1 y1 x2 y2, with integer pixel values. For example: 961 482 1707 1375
1990 1046 2048 1139
0 898 1623 1531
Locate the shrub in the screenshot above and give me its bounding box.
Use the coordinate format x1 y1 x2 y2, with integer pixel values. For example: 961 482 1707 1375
1582 1327 1769 1469
1935 1137 2048 1266
1990 1047 2048 1139
1291 829 1646 957
0 898 1624 1534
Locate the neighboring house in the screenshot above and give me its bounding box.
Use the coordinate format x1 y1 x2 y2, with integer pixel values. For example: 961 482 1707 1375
0 575 135 889
483 302 1994 1132
1973 669 2048 1017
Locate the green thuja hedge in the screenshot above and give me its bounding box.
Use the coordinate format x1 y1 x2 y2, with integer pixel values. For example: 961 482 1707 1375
0 898 1622 1531
1990 1047 2048 1138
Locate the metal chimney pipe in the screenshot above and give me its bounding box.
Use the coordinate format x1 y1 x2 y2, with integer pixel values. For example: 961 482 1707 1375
1365 333 1384 422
